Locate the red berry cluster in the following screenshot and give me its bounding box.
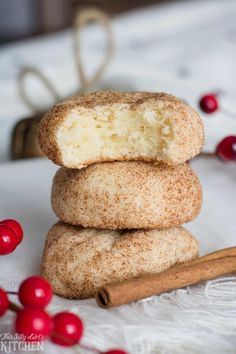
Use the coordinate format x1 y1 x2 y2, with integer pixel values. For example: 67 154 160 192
0 219 23 255
1 276 82 345
0 275 127 353
0 219 127 352
199 94 236 162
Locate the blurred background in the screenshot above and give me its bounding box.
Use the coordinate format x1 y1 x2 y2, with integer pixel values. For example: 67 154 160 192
0 0 169 43
0 0 236 162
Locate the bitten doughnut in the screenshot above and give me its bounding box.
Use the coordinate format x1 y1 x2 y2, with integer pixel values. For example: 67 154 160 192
38 91 204 168
41 222 198 299
51 161 202 230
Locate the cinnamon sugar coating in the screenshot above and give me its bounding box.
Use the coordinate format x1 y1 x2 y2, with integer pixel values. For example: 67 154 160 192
51 161 202 229
41 222 198 299
38 91 204 168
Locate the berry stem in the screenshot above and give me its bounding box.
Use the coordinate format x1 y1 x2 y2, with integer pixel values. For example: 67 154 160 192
199 152 215 158
6 291 18 295
8 300 21 313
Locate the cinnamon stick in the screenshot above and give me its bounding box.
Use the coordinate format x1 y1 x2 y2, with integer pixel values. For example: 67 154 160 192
96 246 236 308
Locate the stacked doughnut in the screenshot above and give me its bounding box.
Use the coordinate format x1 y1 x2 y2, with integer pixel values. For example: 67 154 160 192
38 91 204 299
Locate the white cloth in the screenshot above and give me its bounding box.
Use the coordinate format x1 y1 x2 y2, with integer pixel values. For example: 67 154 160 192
0 156 236 354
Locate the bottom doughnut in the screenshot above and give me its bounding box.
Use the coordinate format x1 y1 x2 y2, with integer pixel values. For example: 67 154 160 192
41 222 198 299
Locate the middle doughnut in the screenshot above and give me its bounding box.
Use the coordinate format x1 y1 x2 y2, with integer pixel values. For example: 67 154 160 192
51 161 202 230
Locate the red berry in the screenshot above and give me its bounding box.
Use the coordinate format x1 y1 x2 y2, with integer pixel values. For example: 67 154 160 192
216 135 236 162
15 307 52 342
102 351 128 354
51 312 83 347
0 225 18 255
19 276 53 308
199 94 218 113
0 219 23 244
0 288 9 316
